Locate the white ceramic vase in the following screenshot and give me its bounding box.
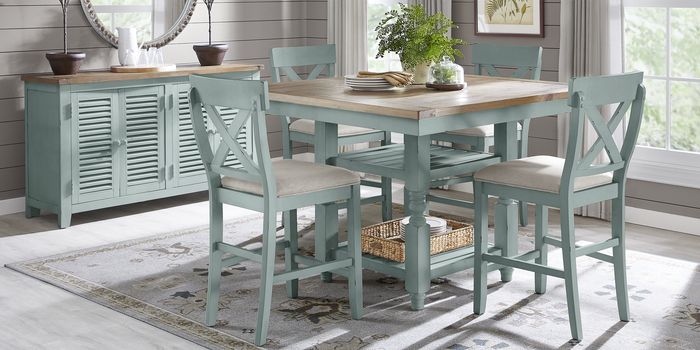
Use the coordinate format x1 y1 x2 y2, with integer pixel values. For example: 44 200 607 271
117 27 138 66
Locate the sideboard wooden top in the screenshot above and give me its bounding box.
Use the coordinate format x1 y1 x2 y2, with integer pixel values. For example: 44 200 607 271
269 75 569 120
22 63 263 85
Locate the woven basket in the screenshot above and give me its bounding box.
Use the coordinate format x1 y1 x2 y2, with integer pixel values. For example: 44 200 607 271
361 218 474 262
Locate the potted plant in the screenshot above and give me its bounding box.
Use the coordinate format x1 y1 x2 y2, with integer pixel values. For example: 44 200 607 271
46 0 86 75
193 0 229 66
375 4 464 84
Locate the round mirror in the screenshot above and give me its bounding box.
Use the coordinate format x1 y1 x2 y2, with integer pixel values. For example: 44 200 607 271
81 0 197 48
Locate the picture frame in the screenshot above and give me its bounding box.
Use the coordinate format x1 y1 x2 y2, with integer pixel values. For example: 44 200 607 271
474 0 544 37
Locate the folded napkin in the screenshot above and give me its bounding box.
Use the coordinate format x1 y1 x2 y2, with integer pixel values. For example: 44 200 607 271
357 71 414 87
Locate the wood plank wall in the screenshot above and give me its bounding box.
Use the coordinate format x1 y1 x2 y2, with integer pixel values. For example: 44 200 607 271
0 0 325 201
453 0 561 158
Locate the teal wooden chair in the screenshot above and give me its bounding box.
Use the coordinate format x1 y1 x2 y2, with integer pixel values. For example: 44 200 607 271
271 44 394 221
189 76 364 346
472 72 646 341
431 43 543 227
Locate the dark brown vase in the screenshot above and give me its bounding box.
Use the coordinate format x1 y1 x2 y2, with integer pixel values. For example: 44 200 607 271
46 52 86 75
193 44 229 66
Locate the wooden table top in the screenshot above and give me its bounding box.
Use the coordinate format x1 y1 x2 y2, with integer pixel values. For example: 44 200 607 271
22 63 263 85
269 75 569 120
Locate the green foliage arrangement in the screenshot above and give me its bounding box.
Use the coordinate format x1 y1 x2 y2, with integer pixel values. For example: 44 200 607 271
374 4 464 70
431 64 457 84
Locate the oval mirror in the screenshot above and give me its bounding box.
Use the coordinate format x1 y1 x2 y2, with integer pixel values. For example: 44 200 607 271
81 0 197 48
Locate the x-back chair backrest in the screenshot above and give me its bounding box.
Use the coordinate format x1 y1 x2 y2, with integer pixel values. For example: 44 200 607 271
472 43 543 80
562 72 646 194
270 44 336 83
189 75 275 197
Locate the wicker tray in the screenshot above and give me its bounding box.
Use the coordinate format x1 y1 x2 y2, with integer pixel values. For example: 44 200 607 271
361 218 473 262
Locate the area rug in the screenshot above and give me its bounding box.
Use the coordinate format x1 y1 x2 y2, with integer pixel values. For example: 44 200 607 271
6 204 700 350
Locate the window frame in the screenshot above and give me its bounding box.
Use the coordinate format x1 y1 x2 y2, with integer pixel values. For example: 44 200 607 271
623 0 700 189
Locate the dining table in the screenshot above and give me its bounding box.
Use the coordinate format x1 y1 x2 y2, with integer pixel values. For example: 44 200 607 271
267 74 570 311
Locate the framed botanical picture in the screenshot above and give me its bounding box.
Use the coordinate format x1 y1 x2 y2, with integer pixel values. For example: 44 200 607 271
474 0 544 37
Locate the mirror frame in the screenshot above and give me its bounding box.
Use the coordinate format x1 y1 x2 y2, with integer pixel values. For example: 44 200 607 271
81 0 197 49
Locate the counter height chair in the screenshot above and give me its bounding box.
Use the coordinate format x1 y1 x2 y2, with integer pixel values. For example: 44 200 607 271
271 44 394 221
431 43 543 227
472 72 645 341
190 76 364 346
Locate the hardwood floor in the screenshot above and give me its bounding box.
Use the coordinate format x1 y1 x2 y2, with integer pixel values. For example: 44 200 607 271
0 187 698 349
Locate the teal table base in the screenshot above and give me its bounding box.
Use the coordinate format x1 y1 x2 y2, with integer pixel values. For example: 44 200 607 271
268 98 570 310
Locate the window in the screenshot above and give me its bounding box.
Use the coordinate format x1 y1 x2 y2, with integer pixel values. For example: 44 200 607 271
367 0 402 72
624 0 700 188
93 0 171 43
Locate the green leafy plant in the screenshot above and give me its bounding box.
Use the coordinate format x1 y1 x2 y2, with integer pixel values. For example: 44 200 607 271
374 4 464 70
431 64 457 84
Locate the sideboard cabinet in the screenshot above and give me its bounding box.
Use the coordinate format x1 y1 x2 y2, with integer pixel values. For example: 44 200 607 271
22 64 261 228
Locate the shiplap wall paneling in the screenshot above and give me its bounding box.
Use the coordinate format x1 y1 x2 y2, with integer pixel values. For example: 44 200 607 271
0 0 322 201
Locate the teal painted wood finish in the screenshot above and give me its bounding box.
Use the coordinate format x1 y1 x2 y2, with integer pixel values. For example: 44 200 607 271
268 88 569 312
24 70 259 228
431 43 543 227
270 44 394 222
189 76 363 346
473 72 646 341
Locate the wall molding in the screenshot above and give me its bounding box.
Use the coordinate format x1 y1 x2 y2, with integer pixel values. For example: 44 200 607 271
626 206 700 237
0 196 24 216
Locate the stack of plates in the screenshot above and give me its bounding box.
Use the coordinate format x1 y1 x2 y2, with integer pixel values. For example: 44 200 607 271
345 75 395 91
399 216 447 240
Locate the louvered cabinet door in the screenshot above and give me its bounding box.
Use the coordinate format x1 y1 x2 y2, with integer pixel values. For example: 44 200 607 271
71 92 119 203
119 86 166 195
172 84 209 186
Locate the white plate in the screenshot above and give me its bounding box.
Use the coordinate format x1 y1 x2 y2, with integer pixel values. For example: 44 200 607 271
347 86 396 91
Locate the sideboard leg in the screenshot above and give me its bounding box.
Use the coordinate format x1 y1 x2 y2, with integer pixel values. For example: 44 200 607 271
58 211 72 229
25 205 40 218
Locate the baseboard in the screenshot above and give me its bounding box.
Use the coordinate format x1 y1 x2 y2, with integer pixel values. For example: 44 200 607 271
626 206 700 237
0 196 25 216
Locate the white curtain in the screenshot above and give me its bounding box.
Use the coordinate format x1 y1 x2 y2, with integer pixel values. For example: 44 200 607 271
327 0 368 76
558 0 623 220
408 0 452 36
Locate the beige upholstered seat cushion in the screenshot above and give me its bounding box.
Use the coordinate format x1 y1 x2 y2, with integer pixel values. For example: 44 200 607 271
290 119 378 137
447 124 522 137
474 155 613 193
221 159 360 197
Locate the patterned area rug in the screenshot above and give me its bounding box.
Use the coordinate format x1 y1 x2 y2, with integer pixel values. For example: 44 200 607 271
6 205 700 350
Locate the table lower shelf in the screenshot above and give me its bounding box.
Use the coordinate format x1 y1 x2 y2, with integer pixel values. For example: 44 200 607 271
335 244 502 280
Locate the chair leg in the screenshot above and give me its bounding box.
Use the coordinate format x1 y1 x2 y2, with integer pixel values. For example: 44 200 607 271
612 196 630 321
284 209 299 298
318 203 338 282
381 176 393 221
473 181 489 315
255 210 277 346
561 205 583 341
519 201 529 227
205 199 224 326
380 130 393 221
347 184 364 319
534 204 548 294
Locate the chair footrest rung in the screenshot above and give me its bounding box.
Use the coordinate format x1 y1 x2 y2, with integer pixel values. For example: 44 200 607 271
274 257 353 283
482 253 564 278
542 236 617 263
217 240 290 265
575 238 619 257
